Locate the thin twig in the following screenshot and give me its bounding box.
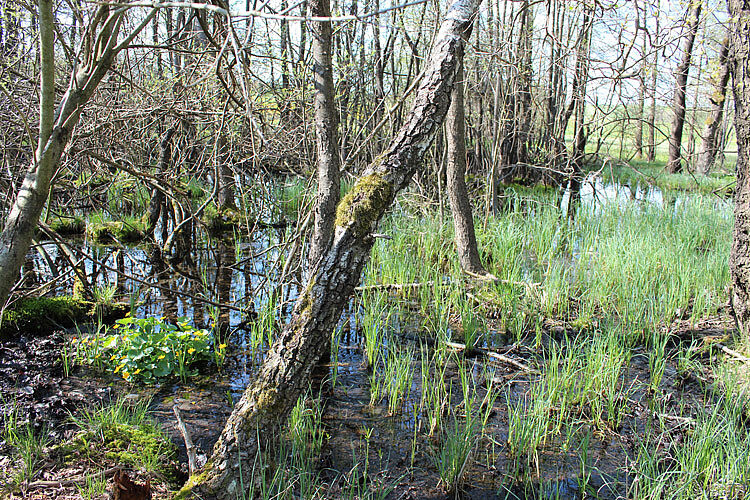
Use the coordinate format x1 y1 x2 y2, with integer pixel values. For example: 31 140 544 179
26 467 120 489
354 281 435 292
717 343 750 363
445 341 539 374
173 405 198 475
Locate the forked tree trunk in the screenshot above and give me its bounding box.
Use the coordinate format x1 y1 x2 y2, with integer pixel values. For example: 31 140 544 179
0 5 156 308
446 60 486 276
308 0 340 268
177 0 482 496
667 0 702 173
728 0 750 338
696 37 731 175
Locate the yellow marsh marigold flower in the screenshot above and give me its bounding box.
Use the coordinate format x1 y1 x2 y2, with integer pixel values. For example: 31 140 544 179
219 344 227 350
114 364 123 373
123 371 130 379
158 354 166 360
188 348 196 354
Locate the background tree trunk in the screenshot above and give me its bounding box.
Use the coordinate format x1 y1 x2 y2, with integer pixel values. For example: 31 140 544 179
634 9 646 159
696 36 731 175
216 134 237 211
179 0 482 496
728 0 750 338
647 2 660 162
446 60 486 276
147 126 176 235
308 0 340 269
667 0 702 173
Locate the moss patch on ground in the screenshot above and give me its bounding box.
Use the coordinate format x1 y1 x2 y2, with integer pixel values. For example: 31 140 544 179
47 216 86 235
0 296 128 336
55 422 177 477
49 401 180 494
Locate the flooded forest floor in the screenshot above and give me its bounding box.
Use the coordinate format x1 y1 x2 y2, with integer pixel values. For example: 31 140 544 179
1 171 748 500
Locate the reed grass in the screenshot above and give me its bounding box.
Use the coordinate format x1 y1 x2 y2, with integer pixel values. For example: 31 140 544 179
632 388 750 499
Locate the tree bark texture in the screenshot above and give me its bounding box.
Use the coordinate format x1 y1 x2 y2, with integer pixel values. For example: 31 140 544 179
729 0 750 338
446 61 485 275
308 0 341 269
667 0 702 173
0 6 155 308
696 37 731 175
178 0 482 497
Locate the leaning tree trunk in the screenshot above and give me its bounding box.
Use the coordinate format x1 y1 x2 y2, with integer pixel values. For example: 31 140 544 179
177 0 482 497
696 36 731 175
667 0 702 173
0 5 155 308
446 60 486 276
729 0 750 338
308 0 340 269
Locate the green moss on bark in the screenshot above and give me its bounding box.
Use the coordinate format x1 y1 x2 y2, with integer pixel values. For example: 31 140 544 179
174 466 211 499
335 173 393 239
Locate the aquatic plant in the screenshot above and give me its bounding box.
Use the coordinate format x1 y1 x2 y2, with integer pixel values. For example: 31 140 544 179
370 346 413 415
76 315 221 383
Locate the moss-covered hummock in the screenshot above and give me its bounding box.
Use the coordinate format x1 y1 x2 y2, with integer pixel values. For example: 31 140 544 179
203 204 242 232
56 422 175 469
0 296 128 336
47 216 86 235
52 412 179 488
86 220 147 243
335 172 393 239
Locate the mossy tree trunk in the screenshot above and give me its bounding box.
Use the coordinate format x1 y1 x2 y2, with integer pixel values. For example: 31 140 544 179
0 5 156 308
178 0 482 496
728 0 750 338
